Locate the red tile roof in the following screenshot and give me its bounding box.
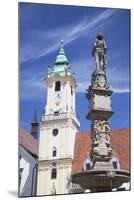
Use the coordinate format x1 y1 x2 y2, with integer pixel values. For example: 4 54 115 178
72 128 130 173
19 128 38 157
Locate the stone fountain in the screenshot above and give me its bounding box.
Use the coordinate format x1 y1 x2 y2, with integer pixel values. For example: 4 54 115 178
72 33 130 192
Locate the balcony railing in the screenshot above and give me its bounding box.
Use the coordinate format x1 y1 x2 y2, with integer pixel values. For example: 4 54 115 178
41 112 80 126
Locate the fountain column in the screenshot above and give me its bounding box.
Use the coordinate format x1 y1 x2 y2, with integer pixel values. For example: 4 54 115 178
86 33 113 171
71 33 130 192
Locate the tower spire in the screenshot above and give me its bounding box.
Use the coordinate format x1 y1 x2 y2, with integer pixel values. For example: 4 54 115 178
54 40 69 65
32 110 38 123
31 110 39 139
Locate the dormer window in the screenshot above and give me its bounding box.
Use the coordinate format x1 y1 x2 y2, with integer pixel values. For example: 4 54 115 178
111 156 120 170
83 158 92 171
55 81 61 91
85 163 91 170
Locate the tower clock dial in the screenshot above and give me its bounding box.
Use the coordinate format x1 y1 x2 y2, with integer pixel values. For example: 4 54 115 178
54 91 62 102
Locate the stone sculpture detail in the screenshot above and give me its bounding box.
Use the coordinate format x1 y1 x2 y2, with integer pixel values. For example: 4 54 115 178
92 32 107 72
91 120 112 158
93 120 110 144
90 33 111 90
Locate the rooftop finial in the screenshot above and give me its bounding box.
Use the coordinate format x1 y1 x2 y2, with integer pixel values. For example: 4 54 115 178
60 39 64 48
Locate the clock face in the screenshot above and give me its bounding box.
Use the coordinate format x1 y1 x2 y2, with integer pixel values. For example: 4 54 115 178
54 91 62 102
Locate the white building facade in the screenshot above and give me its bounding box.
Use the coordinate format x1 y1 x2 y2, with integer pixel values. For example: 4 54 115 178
19 129 38 197
37 41 80 195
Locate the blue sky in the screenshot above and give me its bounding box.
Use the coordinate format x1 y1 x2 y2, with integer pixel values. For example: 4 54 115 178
19 3 130 132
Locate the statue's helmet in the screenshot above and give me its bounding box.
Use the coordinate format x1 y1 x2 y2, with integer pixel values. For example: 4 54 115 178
97 32 103 40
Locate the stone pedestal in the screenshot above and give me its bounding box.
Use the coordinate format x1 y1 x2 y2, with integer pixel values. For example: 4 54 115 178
85 69 114 171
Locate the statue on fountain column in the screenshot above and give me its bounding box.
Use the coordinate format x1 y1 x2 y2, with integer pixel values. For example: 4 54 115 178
92 32 107 72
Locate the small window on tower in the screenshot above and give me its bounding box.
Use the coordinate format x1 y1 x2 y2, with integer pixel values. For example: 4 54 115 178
71 86 73 95
52 147 57 157
53 129 58 136
51 168 57 179
55 81 61 91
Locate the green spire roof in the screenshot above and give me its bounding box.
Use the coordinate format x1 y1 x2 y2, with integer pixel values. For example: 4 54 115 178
32 110 38 124
54 40 69 65
48 40 71 77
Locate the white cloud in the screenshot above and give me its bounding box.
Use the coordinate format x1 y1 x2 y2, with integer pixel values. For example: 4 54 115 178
20 76 46 100
20 8 129 98
20 9 116 63
112 87 129 93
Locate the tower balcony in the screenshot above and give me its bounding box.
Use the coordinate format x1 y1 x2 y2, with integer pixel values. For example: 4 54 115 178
41 112 80 127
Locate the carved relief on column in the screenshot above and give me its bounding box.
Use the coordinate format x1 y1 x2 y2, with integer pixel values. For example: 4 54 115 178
91 120 112 158
91 70 110 89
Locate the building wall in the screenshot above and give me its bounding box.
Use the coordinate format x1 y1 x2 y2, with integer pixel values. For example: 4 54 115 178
39 121 78 160
37 119 78 195
37 159 72 195
19 145 37 197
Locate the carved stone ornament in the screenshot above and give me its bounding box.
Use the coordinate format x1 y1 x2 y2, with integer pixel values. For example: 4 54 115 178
91 70 108 89
97 73 106 87
92 120 111 147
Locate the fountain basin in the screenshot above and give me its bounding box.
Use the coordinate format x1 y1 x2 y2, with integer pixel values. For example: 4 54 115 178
72 170 130 192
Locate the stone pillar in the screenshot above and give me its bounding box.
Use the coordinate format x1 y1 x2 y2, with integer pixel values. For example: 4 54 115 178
86 33 114 171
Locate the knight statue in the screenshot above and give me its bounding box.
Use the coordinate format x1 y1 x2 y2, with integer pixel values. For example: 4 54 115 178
92 32 107 72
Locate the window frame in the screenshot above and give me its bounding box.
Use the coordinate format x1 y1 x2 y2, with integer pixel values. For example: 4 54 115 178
52 147 57 157
55 81 61 91
51 168 57 179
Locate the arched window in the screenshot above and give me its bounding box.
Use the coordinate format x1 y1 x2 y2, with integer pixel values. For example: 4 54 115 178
52 147 57 157
55 81 61 91
51 168 57 179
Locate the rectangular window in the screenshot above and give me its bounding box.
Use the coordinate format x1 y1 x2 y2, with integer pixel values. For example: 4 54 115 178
54 111 59 116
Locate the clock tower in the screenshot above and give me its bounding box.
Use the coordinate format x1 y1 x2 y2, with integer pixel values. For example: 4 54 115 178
37 41 80 195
